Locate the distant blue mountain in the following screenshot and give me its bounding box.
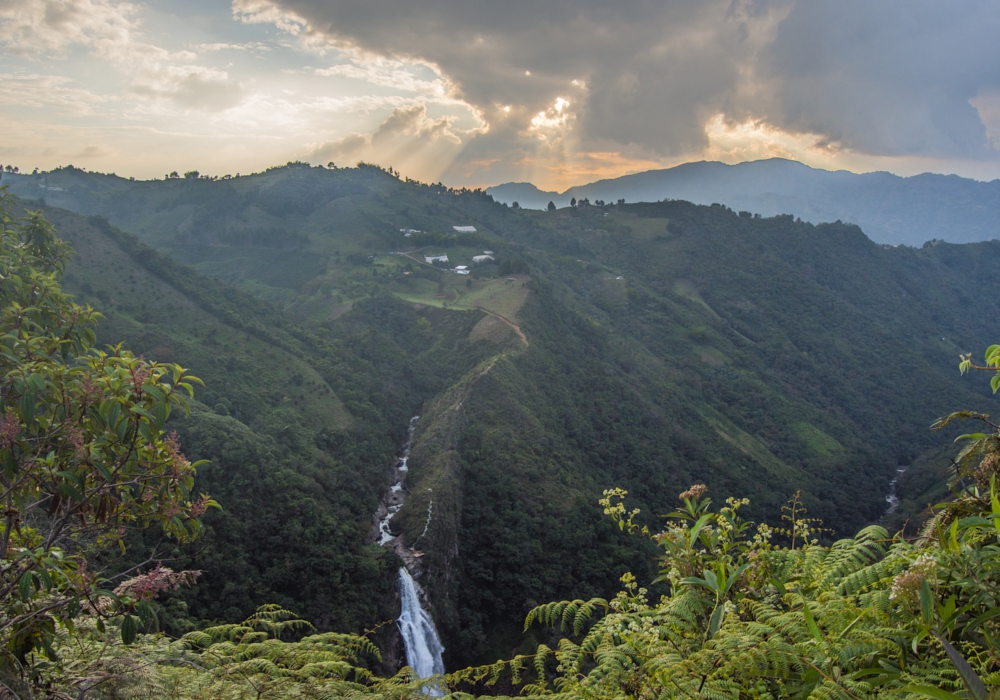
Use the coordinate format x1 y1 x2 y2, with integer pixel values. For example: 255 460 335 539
487 158 1000 246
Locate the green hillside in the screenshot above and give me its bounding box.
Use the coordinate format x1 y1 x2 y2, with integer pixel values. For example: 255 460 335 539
25 204 498 651
8 165 1000 667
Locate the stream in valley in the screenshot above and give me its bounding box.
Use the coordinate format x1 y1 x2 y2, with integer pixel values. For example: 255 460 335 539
374 416 446 689
884 465 909 515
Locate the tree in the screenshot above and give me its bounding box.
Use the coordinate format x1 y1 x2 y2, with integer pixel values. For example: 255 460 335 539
183 171 199 179
570 197 576 207
512 201 520 210
0 188 214 681
547 201 556 212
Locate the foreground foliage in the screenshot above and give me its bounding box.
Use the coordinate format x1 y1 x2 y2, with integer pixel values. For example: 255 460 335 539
38 387 1000 700
0 190 213 693
39 455 1000 699
444 364 1000 699
36 605 431 699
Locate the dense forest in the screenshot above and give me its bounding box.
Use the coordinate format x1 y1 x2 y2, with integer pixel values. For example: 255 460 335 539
2 163 1000 697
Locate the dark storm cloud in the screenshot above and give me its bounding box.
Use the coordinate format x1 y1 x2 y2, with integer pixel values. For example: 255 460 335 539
242 0 1000 161
763 1 1000 158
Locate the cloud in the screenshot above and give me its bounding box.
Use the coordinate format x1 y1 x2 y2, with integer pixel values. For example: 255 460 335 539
0 0 136 55
971 89 1000 150
372 104 461 144
1 0 248 112
305 132 369 162
760 1 1000 159
306 103 464 164
75 144 113 158
129 66 246 111
315 56 451 97
231 0 1000 179
0 72 111 115
195 41 270 52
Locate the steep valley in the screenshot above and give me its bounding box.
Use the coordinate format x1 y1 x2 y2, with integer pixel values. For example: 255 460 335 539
6 164 1000 668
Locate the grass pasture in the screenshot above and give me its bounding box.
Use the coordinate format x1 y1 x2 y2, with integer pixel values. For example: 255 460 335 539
389 273 529 320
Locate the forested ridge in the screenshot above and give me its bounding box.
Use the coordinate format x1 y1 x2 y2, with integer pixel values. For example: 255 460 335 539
486 158 1000 247
2 164 1000 697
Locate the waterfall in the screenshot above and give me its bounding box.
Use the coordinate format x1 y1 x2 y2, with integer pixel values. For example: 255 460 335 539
884 465 908 516
397 567 445 694
376 416 419 545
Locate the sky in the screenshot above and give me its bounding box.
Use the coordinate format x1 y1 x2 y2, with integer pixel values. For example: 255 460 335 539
1 0 999 191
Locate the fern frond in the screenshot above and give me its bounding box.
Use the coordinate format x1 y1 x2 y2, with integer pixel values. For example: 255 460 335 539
524 598 608 633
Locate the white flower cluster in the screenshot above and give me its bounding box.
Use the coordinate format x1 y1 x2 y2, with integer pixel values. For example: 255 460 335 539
889 552 937 602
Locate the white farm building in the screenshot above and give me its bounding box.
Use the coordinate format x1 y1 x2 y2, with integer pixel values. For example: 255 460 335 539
425 253 449 263
453 226 477 233
472 255 495 263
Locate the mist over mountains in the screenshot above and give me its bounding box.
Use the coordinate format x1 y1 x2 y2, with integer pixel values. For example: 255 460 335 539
487 158 1000 247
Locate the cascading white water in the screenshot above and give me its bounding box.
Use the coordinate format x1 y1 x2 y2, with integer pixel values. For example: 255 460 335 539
884 465 909 515
377 416 419 545
374 419 446 690
397 567 445 694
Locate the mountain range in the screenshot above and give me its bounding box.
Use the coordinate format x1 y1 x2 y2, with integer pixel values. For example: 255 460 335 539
2 163 996 666
486 158 1000 247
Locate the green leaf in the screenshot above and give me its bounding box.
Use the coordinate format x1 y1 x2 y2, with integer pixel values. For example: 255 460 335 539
954 433 989 442
921 579 935 626
55 470 82 487
900 684 967 700
2 449 16 479
107 402 121 430
93 461 113 482
142 384 166 403
702 569 720 593
26 373 45 394
934 633 989 700
687 513 712 548
136 601 155 625
19 572 32 601
19 391 34 425
963 606 1000 636
154 401 169 429
991 475 1000 537
802 603 823 644
129 406 155 422
121 614 136 645
37 567 53 590
57 481 83 502
708 603 725 639
723 562 751 594
986 344 1000 364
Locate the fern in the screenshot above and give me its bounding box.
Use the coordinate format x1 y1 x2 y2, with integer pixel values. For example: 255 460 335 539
524 597 608 634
